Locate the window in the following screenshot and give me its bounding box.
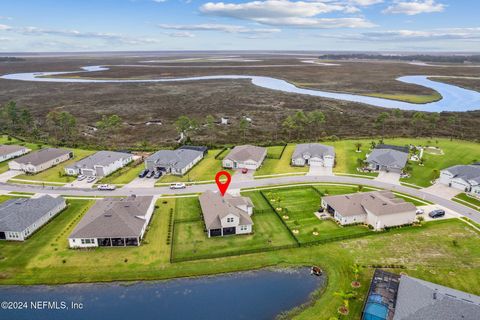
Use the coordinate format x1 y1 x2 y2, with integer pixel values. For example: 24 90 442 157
227 217 234 223
240 225 248 231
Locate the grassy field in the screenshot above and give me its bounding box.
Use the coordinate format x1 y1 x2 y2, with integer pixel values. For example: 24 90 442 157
157 150 232 183
97 160 145 185
255 144 308 176
12 148 96 183
453 193 480 210
266 145 286 159
366 92 442 104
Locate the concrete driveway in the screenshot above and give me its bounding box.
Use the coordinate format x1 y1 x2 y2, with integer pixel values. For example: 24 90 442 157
307 165 333 176
0 170 23 183
422 183 461 199
69 178 96 189
417 204 460 222
375 171 400 185
123 177 157 188
232 169 255 182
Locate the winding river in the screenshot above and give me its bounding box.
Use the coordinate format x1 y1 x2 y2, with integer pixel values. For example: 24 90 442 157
0 268 324 320
2 65 480 112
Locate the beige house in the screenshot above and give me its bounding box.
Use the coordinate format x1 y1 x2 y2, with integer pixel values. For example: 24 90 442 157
0 145 31 163
222 145 267 170
199 190 254 237
9 148 73 173
322 190 417 231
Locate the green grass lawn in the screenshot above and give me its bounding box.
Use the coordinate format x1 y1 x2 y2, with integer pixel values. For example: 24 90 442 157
157 150 232 183
255 144 308 176
266 145 286 159
97 161 145 185
174 196 202 221
12 148 96 183
453 193 480 210
366 92 442 104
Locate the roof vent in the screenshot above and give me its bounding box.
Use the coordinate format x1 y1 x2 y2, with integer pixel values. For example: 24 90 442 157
433 292 437 300
104 213 112 217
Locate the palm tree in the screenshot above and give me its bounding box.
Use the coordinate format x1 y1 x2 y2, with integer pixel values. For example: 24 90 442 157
354 142 362 152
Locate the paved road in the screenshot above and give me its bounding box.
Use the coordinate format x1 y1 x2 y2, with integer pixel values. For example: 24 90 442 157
1 175 479 223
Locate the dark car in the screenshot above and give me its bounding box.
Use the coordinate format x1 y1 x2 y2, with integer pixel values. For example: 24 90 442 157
138 169 149 178
428 209 445 219
153 171 162 179
146 170 155 178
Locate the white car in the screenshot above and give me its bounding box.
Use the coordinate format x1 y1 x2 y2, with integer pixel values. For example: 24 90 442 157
170 183 186 190
416 208 425 215
97 184 116 191
86 176 96 183
77 175 86 181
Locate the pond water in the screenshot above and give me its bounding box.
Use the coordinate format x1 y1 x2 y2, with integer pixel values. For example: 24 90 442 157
0 268 324 320
2 65 480 112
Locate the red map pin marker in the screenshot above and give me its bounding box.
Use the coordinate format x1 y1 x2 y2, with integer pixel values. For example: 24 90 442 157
215 171 232 196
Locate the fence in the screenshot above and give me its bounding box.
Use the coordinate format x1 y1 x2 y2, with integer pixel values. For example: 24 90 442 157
265 143 287 159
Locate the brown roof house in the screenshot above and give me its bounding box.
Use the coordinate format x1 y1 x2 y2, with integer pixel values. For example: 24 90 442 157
322 190 416 230
8 148 73 173
0 145 31 163
222 145 267 170
199 190 254 237
68 195 155 248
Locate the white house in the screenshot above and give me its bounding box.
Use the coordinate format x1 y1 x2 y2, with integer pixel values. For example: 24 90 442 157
68 195 155 248
322 190 417 231
222 145 267 170
0 145 31 163
291 143 335 167
199 190 254 237
9 148 73 173
439 164 480 197
65 151 133 177
0 195 66 241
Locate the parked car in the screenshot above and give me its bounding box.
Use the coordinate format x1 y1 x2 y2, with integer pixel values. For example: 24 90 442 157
170 183 186 189
77 175 86 181
241 168 248 174
97 184 116 191
153 171 162 179
428 209 445 219
86 176 96 183
138 169 149 178
415 208 425 215
146 170 155 178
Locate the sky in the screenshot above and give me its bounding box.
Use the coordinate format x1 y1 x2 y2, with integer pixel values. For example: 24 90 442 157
1 0 480 52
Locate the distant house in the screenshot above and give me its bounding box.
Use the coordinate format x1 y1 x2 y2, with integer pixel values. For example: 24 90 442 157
65 151 133 177
291 143 335 167
68 195 155 248
8 148 73 173
0 195 66 241
362 269 480 320
222 145 267 170
199 190 254 237
366 144 409 173
0 145 31 163
439 164 480 196
321 190 416 230
145 148 204 176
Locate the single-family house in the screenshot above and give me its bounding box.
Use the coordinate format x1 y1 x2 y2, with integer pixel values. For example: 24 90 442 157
0 145 31 163
222 145 267 170
362 269 480 320
8 148 73 173
322 190 416 230
366 144 409 173
177 145 208 156
68 195 155 248
439 164 480 196
0 195 66 241
199 190 254 237
291 143 335 167
145 148 204 175
65 151 133 177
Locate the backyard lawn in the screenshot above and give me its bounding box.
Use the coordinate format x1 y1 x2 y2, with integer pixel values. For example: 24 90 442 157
157 149 232 183
11 148 96 184
255 144 308 176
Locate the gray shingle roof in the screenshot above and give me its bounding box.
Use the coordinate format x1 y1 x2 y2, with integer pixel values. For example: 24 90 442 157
66 151 131 171
0 195 66 232
367 148 409 170
12 148 71 166
393 275 480 320
146 149 202 171
443 165 480 184
69 196 154 239
323 190 416 217
292 143 335 160
199 191 253 230
376 144 409 153
0 145 29 158
224 145 267 163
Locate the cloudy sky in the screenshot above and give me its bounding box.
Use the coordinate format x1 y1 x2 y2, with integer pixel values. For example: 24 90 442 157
1 0 479 52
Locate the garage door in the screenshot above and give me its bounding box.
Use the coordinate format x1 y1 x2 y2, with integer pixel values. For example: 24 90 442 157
309 159 324 167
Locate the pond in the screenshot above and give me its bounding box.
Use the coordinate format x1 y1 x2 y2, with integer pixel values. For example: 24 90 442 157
2 66 480 112
0 268 325 320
